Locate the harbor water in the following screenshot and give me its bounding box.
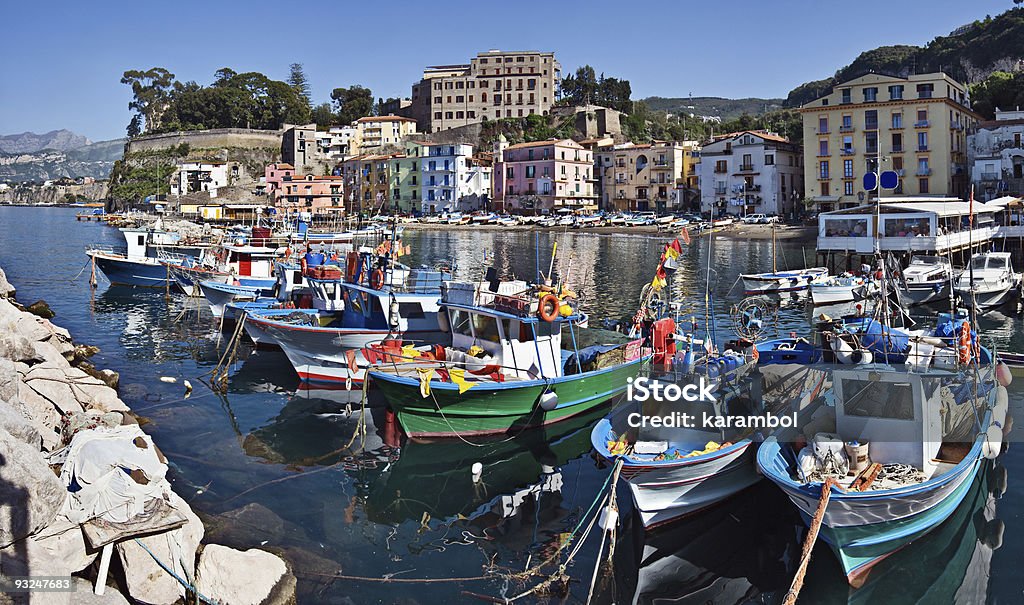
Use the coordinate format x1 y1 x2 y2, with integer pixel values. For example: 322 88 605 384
3 206 1022 604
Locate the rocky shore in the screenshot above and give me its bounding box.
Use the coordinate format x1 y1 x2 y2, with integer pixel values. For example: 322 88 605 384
0 265 296 604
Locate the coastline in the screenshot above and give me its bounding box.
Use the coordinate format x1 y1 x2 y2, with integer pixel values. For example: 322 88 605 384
397 221 817 241
0 264 296 604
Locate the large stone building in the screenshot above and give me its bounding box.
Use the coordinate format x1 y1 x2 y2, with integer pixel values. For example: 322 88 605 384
595 141 699 213
800 72 978 212
407 50 561 133
697 131 803 218
492 138 596 213
968 107 1024 200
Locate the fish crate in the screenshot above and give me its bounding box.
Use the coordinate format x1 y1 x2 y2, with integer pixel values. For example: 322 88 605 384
305 265 343 280
441 281 477 305
492 294 530 315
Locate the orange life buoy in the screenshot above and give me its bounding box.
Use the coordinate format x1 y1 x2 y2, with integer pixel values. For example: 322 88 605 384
370 269 385 290
957 322 972 365
538 294 560 322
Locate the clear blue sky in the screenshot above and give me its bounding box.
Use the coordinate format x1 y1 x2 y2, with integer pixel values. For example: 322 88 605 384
0 0 1014 142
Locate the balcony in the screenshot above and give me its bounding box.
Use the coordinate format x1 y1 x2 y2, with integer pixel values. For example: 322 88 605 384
891 145 903 153
917 145 929 152
819 128 830 135
951 121 963 130
614 177 627 184
981 171 1000 181
865 147 879 156
918 91 933 99
915 121 930 128
841 148 856 156
916 168 932 176
738 164 755 172
653 159 669 167
891 122 904 130
714 167 728 174
818 174 831 181
839 125 855 133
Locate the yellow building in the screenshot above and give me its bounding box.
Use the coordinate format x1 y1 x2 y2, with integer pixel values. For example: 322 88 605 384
352 116 418 154
800 72 979 212
595 141 698 212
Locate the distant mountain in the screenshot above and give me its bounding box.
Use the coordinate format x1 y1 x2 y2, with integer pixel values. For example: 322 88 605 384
0 129 92 154
784 8 1024 108
0 135 126 183
642 96 785 120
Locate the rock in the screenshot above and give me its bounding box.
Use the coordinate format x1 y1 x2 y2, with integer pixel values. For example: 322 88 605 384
0 398 42 449
0 333 39 363
25 300 55 319
72 344 101 363
195 545 296 605
17 381 61 434
98 369 120 390
31 340 71 368
70 577 131 605
116 491 203 605
0 266 14 299
0 521 97 605
23 364 83 416
14 313 51 343
0 358 18 403
0 425 67 548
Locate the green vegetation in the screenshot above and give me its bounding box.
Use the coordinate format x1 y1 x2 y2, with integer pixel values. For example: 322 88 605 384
107 145 190 202
328 86 374 126
970 70 1024 118
558 66 632 112
479 114 576 146
642 96 784 121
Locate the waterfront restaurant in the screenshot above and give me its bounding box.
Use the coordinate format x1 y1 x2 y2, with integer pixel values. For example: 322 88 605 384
816 197 1004 256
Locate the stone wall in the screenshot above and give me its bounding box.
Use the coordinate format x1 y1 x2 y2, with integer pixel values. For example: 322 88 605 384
126 128 284 154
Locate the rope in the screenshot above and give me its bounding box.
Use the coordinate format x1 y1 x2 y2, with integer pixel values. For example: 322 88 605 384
133 538 216 605
782 477 838 605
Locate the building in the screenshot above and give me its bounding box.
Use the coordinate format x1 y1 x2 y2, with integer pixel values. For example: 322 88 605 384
969 108 1024 200
595 141 698 213
388 141 425 214
353 116 418 154
315 125 357 160
800 72 979 212
407 50 561 133
169 161 239 196
492 138 596 213
697 131 803 218
272 174 345 216
281 124 318 173
342 154 397 214
416 143 491 214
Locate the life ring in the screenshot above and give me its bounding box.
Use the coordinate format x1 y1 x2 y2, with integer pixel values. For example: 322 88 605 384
538 294 560 322
370 269 385 290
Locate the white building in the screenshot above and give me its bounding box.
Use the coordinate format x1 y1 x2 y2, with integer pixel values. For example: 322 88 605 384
968 108 1024 200
419 143 491 213
697 130 803 218
170 161 237 196
316 125 357 160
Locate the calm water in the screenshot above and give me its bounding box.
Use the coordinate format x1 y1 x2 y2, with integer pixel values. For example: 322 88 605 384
2 206 1022 604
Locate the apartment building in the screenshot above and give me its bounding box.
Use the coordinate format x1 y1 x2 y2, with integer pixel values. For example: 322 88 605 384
407 50 560 133
342 154 396 213
595 141 698 212
697 131 803 218
169 161 240 196
416 143 492 213
353 116 418 153
272 174 345 216
968 108 1024 200
492 137 596 213
800 72 979 212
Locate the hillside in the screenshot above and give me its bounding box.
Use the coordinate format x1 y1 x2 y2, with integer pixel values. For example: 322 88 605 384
0 136 125 183
642 96 784 120
0 129 91 154
785 8 1024 108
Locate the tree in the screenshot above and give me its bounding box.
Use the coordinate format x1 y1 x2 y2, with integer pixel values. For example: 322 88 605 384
288 63 311 108
330 85 374 124
969 70 1024 118
311 103 337 128
213 67 237 85
121 67 176 133
126 114 142 138
375 96 401 116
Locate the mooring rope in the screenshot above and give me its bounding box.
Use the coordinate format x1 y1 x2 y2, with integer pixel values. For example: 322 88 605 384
782 476 839 605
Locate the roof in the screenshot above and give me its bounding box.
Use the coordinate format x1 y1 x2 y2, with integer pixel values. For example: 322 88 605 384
356 115 416 123
985 195 1023 207
271 163 294 170
823 199 1002 218
715 130 790 144
506 138 580 150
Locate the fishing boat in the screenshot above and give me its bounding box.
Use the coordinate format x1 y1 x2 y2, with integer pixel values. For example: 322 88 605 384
757 341 1010 586
741 222 827 294
898 255 955 307
810 274 875 306
369 279 651 438
85 226 203 287
496 216 519 227
953 252 1021 310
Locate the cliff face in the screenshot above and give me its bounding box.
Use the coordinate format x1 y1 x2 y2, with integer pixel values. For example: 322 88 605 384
0 129 91 154
0 138 125 183
0 181 109 205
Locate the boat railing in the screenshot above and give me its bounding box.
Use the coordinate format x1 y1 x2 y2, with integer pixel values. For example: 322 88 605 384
84 243 128 256
365 339 545 381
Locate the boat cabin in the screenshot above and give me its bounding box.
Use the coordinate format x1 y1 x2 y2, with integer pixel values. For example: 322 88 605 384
121 228 182 261
222 245 278 279
903 255 952 283
832 368 945 479
304 278 444 333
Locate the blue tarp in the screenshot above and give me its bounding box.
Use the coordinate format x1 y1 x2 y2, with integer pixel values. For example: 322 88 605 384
858 319 910 355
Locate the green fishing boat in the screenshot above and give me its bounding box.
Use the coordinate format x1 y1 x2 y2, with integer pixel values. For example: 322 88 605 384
369 279 651 438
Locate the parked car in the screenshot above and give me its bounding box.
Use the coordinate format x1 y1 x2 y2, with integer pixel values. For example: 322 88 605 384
741 214 766 224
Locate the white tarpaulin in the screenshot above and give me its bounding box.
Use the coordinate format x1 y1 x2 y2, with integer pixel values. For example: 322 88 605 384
51 425 170 524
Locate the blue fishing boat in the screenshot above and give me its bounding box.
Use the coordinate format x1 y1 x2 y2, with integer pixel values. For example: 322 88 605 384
85 226 202 287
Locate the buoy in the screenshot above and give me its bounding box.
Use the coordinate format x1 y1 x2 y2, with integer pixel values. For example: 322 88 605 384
982 426 1003 460
538 294 560 322
539 390 558 411
471 462 483 483
982 519 1005 550
995 362 1013 387
992 386 1009 432
159 376 177 384
183 380 193 399
598 505 619 531
830 337 873 364
389 299 401 328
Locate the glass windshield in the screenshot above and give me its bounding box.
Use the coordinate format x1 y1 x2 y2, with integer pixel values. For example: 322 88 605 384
911 256 938 265
970 256 989 270
989 257 1007 270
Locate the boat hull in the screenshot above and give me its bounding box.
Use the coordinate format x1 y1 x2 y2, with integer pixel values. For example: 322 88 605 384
741 268 827 294
199 281 263 318
899 281 951 306
955 285 1018 310
372 356 651 438
810 283 867 305
88 252 173 287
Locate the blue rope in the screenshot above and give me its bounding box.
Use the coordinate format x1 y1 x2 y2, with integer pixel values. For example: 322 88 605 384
133 538 217 605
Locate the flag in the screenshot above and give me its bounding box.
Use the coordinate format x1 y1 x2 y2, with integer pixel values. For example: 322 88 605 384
417 368 434 398
345 349 358 374
752 346 760 361
680 227 691 245
669 239 682 254
664 244 680 261
704 339 714 355
449 368 475 394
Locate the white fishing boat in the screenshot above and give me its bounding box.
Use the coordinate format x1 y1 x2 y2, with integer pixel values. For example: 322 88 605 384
741 222 828 294
899 255 955 306
810 274 875 306
954 252 1021 310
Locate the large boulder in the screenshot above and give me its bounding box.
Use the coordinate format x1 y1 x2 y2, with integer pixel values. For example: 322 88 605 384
16 382 61 450
115 491 204 605
31 340 71 368
195 545 296 605
69 577 131 605
24 300 55 320
23 364 83 416
0 426 67 548
0 332 39 363
0 398 41 449
0 521 97 605
0 358 18 403
0 266 14 299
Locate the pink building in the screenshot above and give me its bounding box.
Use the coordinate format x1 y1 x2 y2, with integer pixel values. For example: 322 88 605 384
492 138 596 213
264 162 295 196
273 174 345 215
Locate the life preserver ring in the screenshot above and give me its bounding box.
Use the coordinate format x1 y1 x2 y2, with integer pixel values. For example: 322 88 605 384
538 294 560 322
369 269 385 290
957 322 972 364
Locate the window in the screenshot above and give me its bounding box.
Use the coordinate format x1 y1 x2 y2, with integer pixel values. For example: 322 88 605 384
764 154 774 165
526 165 535 178
863 87 878 102
842 136 854 153
892 112 903 128
917 157 929 175
820 182 829 195
818 116 828 133
892 132 903 152
818 140 829 156
916 83 934 99
888 85 904 100
456 95 464 103
841 379 913 420
433 112 442 119
841 88 852 104
819 161 829 178
842 115 853 130
843 159 853 178
916 109 928 127
919 177 929 193
917 132 928 151
506 167 514 178
892 156 903 171
844 181 854 195
865 132 878 154
864 110 878 130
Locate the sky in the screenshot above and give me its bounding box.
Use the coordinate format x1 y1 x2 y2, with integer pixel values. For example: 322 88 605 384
0 0 1015 142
